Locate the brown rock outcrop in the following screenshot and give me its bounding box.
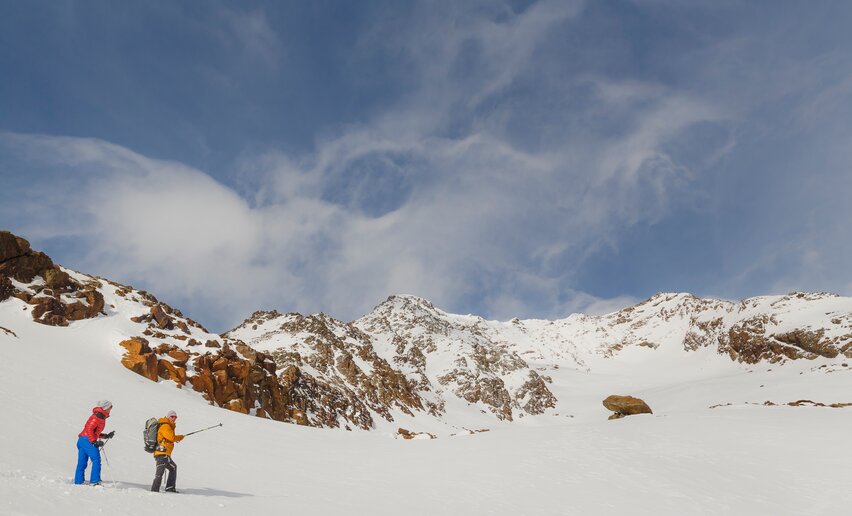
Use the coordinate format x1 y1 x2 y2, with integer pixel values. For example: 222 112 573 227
44 267 75 290
0 275 14 302
516 371 557 414
0 234 105 326
188 344 290 422
0 232 54 283
65 288 105 321
158 359 188 385
30 296 68 326
265 313 428 428
0 231 27 262
773 330 839 358
167 348 190 366
151 304 174 330
603 395 653 420
397 427 436 440
119 338 159 382
723 316 797 364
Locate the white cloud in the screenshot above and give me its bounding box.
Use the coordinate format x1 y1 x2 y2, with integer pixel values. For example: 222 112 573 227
0 2 740 329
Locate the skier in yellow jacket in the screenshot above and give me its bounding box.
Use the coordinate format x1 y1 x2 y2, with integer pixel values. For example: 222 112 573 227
151 410 184 493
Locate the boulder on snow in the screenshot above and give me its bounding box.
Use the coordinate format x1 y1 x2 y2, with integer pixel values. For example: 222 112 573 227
397 427 436 440
603 395 653 420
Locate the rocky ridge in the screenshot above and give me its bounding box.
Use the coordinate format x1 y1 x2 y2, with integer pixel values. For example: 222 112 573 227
225 297 559 429
1 231 105 326
0 232 304 427
2 231 850 434
522 292 852 365
226 292 851 431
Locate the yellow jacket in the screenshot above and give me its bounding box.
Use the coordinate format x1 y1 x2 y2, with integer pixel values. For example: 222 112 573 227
154 417 184 457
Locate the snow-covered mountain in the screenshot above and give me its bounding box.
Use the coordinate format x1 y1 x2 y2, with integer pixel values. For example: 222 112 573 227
225 290 851 433
2 230 852 515
3 230 851 435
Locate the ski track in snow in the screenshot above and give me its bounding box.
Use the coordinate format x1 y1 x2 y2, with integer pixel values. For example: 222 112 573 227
1 291 851 515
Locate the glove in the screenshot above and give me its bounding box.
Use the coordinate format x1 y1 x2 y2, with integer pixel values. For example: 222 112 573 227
102 431 115 439
94 440 105 448
175 435 184 442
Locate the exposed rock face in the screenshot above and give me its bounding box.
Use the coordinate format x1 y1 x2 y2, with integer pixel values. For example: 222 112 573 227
226 292 851 429
119 338 159 382
225 297 559 429
151 304 174 330
516 372 557 415
44 268 73 290
0 275 12 302
189 342 291 421
264 313 425 430
773 330 839 359
537 292 852 365
603 395 653 420
359 296 558 421
226 310 420 430
118 335 295 423
22 278 105 327
65 288 106 321
0 233 105 327
0 231 54 283
0 231 26 262
30 295 69 327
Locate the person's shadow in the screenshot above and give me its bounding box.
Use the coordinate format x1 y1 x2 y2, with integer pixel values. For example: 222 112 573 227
109 481 252 498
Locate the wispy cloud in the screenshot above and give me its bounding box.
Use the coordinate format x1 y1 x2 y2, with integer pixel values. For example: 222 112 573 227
5 1 848 331
217 8 281 67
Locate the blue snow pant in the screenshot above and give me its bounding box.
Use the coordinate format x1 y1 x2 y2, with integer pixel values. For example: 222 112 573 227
74 436 101 484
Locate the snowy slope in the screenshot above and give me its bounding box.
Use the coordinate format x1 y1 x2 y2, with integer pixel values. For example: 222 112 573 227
2 297 852 515
2 231 851 514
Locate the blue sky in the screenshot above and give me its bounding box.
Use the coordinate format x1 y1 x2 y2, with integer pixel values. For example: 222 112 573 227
2 1 851 331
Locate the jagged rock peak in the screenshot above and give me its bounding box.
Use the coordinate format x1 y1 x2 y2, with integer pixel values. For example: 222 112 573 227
245 309 284 324
639 292 699 305
226 309 286 334
364 294 447 320
379 294 437 311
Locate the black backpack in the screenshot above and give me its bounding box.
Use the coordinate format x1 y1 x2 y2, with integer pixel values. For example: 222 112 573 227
143 417 162 453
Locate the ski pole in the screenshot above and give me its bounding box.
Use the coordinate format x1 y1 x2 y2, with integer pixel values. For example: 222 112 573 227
183 423 223 437
101 445 109 466
100 440 111 486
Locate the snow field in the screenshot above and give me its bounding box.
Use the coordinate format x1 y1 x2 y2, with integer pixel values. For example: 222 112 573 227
2 297 852 515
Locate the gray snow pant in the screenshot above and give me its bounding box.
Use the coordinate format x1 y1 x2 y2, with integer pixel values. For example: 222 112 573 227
151 455 177 492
